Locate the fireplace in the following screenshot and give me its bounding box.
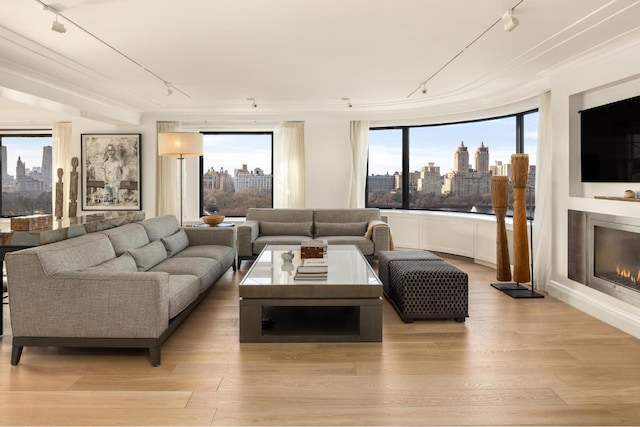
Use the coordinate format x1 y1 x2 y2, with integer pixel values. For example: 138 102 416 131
569 211 640 308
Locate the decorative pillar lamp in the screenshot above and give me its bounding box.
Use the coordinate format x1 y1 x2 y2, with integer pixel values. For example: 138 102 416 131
158 132 203 226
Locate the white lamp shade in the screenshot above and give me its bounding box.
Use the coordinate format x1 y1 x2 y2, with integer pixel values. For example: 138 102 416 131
158 132 203 157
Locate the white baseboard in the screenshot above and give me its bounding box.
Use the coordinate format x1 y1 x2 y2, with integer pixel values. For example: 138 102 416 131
548 279 640 339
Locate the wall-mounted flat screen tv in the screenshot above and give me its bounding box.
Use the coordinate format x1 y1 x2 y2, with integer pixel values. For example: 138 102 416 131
580 95 640 182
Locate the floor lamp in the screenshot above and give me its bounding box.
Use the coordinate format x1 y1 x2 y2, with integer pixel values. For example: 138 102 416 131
158 132 203 227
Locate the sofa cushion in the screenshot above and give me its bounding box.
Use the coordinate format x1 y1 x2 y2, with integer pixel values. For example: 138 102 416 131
100 223 150 256
260 221 313 236
174 245 235 267
167 275 200 319
37 233 116 276
161 229 189 257
313 208 381 223
320 236 375 255
247 208 313 223
127 240 168 271
151 257 221 294
314 221 367 237
141 215 181 241
85 253 137 273
253 235 311 254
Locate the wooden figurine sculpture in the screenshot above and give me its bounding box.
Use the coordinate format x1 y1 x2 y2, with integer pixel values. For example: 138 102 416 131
69 157 79 218
491 175 512 282
55 168 63 220
511 153 531 283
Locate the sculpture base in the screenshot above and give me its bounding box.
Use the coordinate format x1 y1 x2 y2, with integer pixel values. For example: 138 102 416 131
490 282 527 291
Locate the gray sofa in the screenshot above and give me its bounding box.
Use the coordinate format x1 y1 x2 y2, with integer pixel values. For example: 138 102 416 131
5 215 235 366
237 208 391 266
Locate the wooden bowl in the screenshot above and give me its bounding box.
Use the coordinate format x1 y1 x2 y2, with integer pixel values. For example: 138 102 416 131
202 214 225 225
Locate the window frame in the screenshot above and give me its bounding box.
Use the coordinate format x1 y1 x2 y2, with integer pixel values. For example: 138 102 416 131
366 109 538 212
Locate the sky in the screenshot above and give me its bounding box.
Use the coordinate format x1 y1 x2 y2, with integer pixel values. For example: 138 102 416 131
2 136 51 175
202 134 273 174
368 112 538 175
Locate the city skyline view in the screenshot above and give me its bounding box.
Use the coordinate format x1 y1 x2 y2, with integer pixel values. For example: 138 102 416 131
2 136 50 176
369 112 538 176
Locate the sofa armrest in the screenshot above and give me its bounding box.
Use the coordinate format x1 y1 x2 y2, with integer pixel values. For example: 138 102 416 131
236 220 259 257
183 226 235 247
7 260 170 339
366 220 392 255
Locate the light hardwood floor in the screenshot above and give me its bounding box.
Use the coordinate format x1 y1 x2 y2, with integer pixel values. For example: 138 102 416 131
2 257 640 426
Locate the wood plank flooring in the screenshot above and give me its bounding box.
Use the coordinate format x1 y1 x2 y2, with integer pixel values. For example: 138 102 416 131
1 256 640 426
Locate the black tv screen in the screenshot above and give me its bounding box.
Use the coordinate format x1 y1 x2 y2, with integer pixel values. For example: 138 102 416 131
580 95 640 182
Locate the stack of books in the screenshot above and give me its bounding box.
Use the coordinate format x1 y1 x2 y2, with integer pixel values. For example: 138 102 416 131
294 264 328 280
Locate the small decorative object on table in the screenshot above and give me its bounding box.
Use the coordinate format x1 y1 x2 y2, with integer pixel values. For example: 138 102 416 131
202 214 225 225
624 189 636 199
300 239 328 259
281 250 294 262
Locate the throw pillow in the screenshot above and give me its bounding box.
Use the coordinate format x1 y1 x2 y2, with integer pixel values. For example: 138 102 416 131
314 222 367 237
86 253 137 273
260 221 313 236
161 229 189 257
126 240 168 271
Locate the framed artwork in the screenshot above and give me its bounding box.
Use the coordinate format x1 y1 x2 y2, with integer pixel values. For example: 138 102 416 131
81 133 141 211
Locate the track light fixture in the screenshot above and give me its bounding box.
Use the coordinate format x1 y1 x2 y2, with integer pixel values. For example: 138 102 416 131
503 9 519 32
165 83 173 96
247 98 257 108
421 83 427 94
342 98 353 108
51 14 66 33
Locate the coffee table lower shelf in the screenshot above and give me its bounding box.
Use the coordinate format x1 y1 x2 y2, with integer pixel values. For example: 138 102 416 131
239 298 382 343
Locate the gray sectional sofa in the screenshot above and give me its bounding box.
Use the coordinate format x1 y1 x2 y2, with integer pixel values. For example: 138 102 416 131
237 208 391 266
5 215 235 366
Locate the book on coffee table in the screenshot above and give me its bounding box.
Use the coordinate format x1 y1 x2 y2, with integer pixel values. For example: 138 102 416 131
294 265 328 280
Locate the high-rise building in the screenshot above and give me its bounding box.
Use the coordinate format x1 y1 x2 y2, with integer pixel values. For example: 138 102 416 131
367 174 395 192
1 145 7 180
453 141 469 172
417 163 443 194
475 142 489 173
41 145 52 185
235 166 272 193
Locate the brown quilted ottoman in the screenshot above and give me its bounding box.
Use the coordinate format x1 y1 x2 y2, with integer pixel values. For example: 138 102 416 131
386 259 469 323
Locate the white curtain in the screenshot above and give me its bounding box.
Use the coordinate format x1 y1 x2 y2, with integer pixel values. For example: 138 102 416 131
156 121 181 217
532 91 552 292
349 120 369 208
277 122 305 208
52 122 72 218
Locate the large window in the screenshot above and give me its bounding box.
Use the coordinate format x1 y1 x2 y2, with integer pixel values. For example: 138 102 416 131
367 110 538 214
0 134 53 217
200 132 273 217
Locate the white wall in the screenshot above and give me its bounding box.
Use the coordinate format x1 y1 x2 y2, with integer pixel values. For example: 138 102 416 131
547 40 640 338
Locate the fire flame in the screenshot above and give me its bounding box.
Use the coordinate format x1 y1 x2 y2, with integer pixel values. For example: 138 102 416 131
616 265 640 284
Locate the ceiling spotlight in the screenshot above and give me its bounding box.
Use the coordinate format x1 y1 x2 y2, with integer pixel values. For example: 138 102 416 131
247 98 257 108
342 97 353 108
51 14 66 33
165 83 173 96
502 9 519 32
421 83 427 94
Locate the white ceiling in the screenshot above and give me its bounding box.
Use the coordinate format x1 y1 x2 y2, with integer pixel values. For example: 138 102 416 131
1 0 640 126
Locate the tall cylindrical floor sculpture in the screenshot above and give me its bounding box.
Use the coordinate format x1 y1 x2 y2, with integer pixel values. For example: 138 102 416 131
511 153 531 283
491 175 512 281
